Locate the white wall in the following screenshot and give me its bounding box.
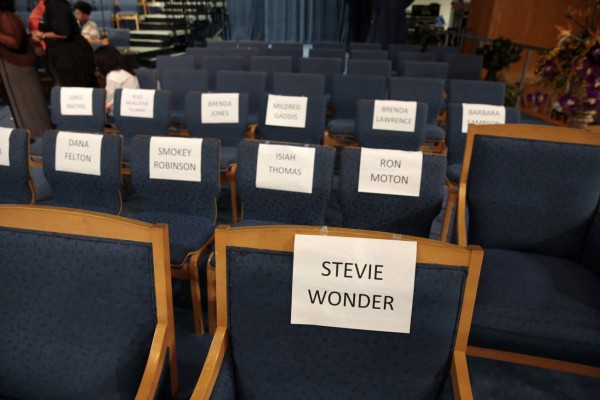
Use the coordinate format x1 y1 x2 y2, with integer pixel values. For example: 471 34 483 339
408 0 454 29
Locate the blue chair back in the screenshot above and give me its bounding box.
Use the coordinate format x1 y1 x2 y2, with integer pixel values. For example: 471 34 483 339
106 28 130 48
90 10 113 31
250 56 293 89
309 48 345 61
159 69 209 121
388 43 421 54
113 89 172 145
425 45 460 61
201 56 243 89
0 129 32 204
299 57 344 95
393 52 436 75
448 79 505 105
347 59 392 78
117 0 139 13
267 47 303 72
156 55 195 78
350 49 388 60
312 41 346 50
403 61 449 81
331 75 387 118
389 77 445 125
185 47 224 69
51 87 106 133
444 54 483 80
206 40 238 49
237 40 269 51
134 67 158 89
272 73 326 97
215 71 267 117
350 42 382 51
229 48 267 69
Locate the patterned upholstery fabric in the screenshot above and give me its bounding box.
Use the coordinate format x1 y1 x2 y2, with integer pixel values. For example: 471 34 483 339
271 73 326 97
226 247 467 399
354 99 428 151
299 58 344 96
347 59 392 78
258 95 328 145
393 52 436 75
447 80 506 105
159 70 209 124
215 71 267 119
114 89 172 143
389 77 445 125
0 129 32 204
134 67 158 90
41 130 122 214
236 140 335 225
339 148 447 237
201 56 243 90
51 87 106 133
469 249 600 367
331 75 387 119
444 54 483 81
403 61 449 81
0 227 157 399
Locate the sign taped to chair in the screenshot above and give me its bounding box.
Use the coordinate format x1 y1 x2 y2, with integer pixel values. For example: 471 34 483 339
461 103 506 133
60 87 94 116
149 137 203 182
265 94 308 128
201 93 240 124
291 235 417 333
120 88 156 118
358 148 423 197
372 100 417 132
255 143 315 193
0 127 12 166
55 131 103 176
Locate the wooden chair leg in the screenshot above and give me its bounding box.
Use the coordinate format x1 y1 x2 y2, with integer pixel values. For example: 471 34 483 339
206 253 217 334
441 181 458 243
188 258 205 336
115 16 121 29
230 181 238 224
134 14 140 31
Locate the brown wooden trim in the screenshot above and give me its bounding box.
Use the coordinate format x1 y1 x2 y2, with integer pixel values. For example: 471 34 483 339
191 327 229 400
451 352 473 400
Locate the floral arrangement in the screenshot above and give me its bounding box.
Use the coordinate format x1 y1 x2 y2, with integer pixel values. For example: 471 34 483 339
533 0 600 112
476 37 522 81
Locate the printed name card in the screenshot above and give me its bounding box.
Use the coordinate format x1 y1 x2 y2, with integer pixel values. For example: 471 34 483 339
120 89 156 118
0 127 12 166
372 100 418 132
55 131 103 176
461 103 506 133
201 93 240 124
149 137 203 182
291 235 417 333
265 94 308 129
255 143 315 193
358 148 423 197
60 87 93 116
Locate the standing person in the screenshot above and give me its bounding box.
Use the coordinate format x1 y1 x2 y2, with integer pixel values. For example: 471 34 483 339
33 0 97 87
28 0 46 54
73 1 101 44
0 0 52 139
370 0 415 47
94 45 139 112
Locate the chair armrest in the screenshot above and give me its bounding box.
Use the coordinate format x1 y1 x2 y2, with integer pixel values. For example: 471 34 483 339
191 327 230 400
245 124 257 140
135 323 170 399
451 351 473 400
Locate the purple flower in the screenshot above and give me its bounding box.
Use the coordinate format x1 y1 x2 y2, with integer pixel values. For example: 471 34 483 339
559 94 580 110
581 64 600 81
586 86 600 100
582 97 599 110
591 48 600 63
541 61 558 78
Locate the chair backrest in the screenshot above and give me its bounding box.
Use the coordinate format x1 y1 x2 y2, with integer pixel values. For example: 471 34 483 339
134 67 158 89
308 48 346 61
90 10 113 31
206 40 238 49
339 148 447 237
331 75 387 118
114 89 172 144
51 87 106 133
186 47 224 69
0 128 32 204
117 0 139 12
425 45 460 61
389 77 445 125
229 48 267 69
312 41 346 50
354 99 428 151
393 52 436 75
445 103 521 166
458 124 600 261
201 56 243 89
215 71 267 116
184 92 249 147
159 69 209 116
271 73 326 97
270 42 303 51
0 205 175 400
258 95 327 144
209 225 482 399
444 54 483 80
130 135 220 218
236 140 335 224
299 57 344 95
106 27 130 48
350 42 382 51
156 55 195 78
347 59 392 78
448 79 505 105
388 43 421 55
237 40 269 51
403 61 449 81
350 49 388 60
250 56 293 89
267 47 303 72
41 130 122 214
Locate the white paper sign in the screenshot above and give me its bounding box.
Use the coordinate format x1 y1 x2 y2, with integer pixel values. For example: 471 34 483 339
55 131 103 176
291 235 417 333
60 87 93 116
0 127 12 166
201 93 240 124
265 94 308 128
358 148 423 197
461 103 506 133
255 143 315 193
372 100 417 132
149 137 203 182
120 89 156 118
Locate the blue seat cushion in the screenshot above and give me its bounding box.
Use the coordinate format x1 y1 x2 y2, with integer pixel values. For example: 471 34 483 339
470 249 600 367
425 124 445 141
248 113 260 125
447 163 461 182
234 219 283 227
327 118 355 134
221 146 237 169
133 211 215 264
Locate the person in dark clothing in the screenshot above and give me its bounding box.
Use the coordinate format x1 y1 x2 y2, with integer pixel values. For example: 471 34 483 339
32 0 97 87
370 0 415 47
347 0 372 43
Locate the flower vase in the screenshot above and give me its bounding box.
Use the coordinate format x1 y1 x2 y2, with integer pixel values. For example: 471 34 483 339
569 110 597 130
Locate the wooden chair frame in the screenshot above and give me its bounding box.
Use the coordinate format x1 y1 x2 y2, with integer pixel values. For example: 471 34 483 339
0 205 178 399
193 224 483 400
457 123 600 378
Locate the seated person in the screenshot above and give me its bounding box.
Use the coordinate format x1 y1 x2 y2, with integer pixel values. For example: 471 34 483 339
94 45 139 112
73 1 100 44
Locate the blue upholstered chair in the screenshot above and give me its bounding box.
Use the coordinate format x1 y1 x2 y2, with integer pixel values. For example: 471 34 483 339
339 147 447 238
308 48 346 61
403 61 449 81
237 40 269 51
0 129 33 204
129 135 221 334
445 103 520 182
236 140 335 225
350 49 388 60
90 10 113 32
156 55 195 76
271 73 326 97
200 55 243 90
113 88 172 161
270 42 303 51
106 27 130 49
393 51 437 75
444 54 483 81
267 47 303 72
447 79 506 105
159 69 209 124
353 99 428 151
185 47 224 69
134 67 158 89
206 40 238 49
425 45 460 61
299 57 344 97
389 77 446 142
115 0 140 30
347 59 392 78
50 87 106 133
0 205 177 400
192 225 483 399
350 42 382 51
229 48 267 70
327 75 387 134
312 41 346 50
215 71 267 125
41 130 122 214
249 56 293 90
457 124 600 379
388 43 421 55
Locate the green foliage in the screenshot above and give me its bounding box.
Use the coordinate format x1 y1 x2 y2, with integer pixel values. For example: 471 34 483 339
408 22 441 51
477 37 523 81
